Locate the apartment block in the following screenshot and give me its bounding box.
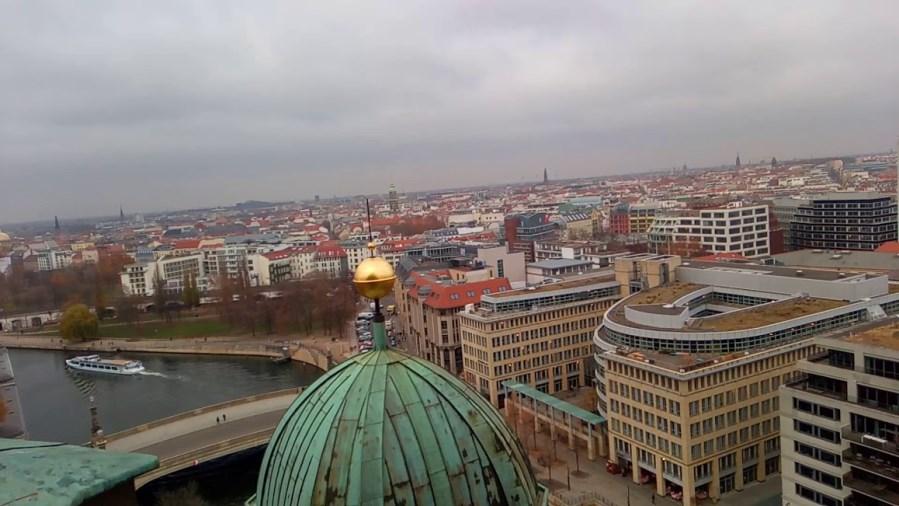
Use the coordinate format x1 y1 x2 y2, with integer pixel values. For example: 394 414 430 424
395 258 506 374
781 321 899 506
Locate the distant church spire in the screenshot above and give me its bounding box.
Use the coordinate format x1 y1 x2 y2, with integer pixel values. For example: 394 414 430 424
735 153 741 168
543 168 549 184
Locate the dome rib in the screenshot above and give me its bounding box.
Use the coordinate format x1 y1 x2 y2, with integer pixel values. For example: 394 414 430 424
255 350 541 506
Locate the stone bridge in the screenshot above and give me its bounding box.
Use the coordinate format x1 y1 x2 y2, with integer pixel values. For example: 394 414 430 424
103 387 303 488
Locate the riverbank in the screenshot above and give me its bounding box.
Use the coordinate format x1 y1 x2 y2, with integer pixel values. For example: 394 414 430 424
0 333 345 371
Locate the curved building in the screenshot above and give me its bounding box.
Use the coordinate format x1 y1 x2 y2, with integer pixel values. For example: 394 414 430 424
595 257 899 505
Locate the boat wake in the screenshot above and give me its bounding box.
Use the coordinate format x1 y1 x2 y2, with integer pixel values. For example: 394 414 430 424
138 370 169 378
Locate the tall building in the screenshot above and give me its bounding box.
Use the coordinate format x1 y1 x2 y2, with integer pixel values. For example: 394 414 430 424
504 212 560 262
791 192 898 251
544 167 549 184
648 203 770 258
460 270 620 407
781 320 899 506
596 259 897 504
387 183 399 212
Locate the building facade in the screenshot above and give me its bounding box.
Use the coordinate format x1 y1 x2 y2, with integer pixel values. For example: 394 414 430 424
460 272 620 407
781 321 899 506
395 261 506 374
648 203 770 258
791 192 898 251
596 259 899 505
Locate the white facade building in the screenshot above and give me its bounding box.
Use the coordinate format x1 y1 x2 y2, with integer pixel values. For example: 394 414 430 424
648 203 770 258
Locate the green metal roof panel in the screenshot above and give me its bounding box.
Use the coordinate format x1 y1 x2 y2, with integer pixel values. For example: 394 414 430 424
0 438 158 506
501 381 605 426
255 348 542 505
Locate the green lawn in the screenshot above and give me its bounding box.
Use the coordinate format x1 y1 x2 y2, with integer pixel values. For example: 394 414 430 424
97 319 235 339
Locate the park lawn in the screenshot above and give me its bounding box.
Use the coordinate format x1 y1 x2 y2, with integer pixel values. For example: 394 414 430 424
96 319 236 339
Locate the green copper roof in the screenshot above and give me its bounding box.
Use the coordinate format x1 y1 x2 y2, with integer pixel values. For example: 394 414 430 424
0 438 158 506
254 348 542 505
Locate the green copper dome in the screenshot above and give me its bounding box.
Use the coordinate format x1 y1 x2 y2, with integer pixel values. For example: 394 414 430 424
254 348 543 505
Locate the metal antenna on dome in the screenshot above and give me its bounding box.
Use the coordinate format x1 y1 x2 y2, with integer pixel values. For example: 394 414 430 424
365 198 374 257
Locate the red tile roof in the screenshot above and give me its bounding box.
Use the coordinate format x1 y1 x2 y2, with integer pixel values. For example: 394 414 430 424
876 241 899 253
409 275 511 309
173 239 201 250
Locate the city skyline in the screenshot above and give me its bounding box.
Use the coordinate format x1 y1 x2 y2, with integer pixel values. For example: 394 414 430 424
2 1 898 222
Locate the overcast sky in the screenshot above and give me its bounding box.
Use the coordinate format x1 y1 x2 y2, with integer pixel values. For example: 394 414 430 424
2 1 898 223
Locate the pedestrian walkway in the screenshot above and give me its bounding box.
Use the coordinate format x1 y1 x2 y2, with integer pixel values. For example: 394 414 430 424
525 427 781 506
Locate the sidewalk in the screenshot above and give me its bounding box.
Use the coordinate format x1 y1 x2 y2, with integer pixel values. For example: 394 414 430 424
519 422 781 506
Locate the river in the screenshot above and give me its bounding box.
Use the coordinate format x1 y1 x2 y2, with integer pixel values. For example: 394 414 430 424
7 348 323 444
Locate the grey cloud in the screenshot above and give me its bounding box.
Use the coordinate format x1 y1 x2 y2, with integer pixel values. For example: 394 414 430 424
1 1 898 222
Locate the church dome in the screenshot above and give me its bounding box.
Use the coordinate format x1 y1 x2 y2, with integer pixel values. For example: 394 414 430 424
254 348 542 505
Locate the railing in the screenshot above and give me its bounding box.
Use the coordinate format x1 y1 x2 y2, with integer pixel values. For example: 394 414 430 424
844 448 899 483
104 387 302 443
843 427 899 456
843 473 899 505
135 428 274 488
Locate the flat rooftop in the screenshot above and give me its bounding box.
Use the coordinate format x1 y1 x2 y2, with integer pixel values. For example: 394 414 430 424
609 282 847 332
688 297 846 331
528 258 594 269
620 282 702 306
838 320 899 351
684 260 871 281
488 272 616 298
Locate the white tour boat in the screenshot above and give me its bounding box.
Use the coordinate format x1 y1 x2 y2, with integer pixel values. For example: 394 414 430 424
65 354 145 375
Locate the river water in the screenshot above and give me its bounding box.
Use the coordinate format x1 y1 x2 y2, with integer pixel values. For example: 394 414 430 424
7 348 323 444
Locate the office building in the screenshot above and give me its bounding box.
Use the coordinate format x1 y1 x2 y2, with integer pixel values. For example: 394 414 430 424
629 203 658 234
475 245 527 287
781 320 899 506
504 212 560 262
648 203 770 258
791 192 897 251
596 259 899 504
460 270 620 407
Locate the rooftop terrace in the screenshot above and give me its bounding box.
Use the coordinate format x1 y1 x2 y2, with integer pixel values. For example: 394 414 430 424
840 320 899 351
621 282 702 306
688 297 846 331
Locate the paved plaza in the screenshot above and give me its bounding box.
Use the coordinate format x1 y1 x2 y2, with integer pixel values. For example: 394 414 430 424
516 418 782 506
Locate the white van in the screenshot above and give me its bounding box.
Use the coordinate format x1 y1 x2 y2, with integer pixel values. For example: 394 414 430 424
356 312 374 322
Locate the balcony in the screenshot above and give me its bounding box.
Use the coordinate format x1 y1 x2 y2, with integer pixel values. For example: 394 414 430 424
843 428 899 458
785 375 848 402
844 448 899 484
844 471 899 506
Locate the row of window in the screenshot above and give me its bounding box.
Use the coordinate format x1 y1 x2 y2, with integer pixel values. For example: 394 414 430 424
604 310 864 353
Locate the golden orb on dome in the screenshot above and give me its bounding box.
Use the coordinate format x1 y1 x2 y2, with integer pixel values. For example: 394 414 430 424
353 256 396 300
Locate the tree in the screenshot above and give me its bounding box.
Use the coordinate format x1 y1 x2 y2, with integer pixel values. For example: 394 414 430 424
182 273 200 308
60 304 99 342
